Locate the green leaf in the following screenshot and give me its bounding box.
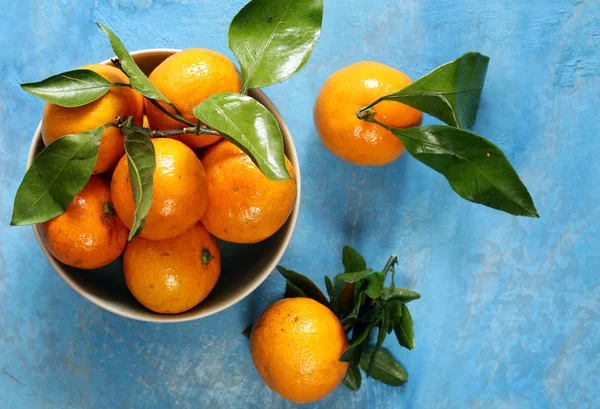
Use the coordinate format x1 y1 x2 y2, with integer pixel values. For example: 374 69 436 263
242 323 253 338
382 287 421 303
21 69 116 108
366 309 390 375
386 299 403 320
394 304 415 350
337 269 373 283
193 92 290 181
340 312 381 362
276 266 328 305
359 348 408 386
342 363 362 391
229 0 324 91
96 23 170 104
122 120 156 241
324 276 339 314
11 125 109 226
284 280 307 298
342 245 367 273
345 273 385 321
376 52 489 128
391 125 538 217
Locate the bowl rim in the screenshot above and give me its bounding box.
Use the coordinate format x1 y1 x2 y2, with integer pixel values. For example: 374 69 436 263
28 48 301 323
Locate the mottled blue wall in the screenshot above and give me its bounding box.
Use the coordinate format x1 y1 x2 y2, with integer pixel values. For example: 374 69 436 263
0 0 599 408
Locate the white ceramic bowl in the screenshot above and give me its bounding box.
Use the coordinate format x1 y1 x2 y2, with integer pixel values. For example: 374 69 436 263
28 49 300 322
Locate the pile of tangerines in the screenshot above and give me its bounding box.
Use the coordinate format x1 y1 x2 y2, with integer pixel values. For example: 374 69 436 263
40 49 297 314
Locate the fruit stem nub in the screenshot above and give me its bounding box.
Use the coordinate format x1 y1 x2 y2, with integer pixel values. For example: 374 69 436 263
201 249 213 268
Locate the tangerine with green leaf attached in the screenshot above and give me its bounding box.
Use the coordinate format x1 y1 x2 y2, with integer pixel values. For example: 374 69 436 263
250 297 349 403
41 176 128 269
42 64 144 174
111 138 208 241
314 61 422 166
123 222 220 314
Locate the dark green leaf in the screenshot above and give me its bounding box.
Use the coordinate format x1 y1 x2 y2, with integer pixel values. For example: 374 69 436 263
366 309 390 374
377 52 489 128
337 269 373 283
333 274 348 298
391 126 538 217
359 348 408 386
276 266 328 305
382 287 421 303
96 23 170 104
342 363 362 391
242 323 253 338
193 92 290 181
123 120 156 241
11 125 109 226
386 299 403 320
394 304 415 350
345 273 384 321
229 0 324 91
342 245 367 272
340 313 381 362
324 276 338 314
21 69 115 108
284 280 307 298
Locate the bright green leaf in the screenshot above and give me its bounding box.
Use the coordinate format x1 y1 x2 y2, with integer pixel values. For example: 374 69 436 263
342 363 362 391
96 23 171 104
344 273 384 321
21 69 116 108
375 52 489 128
123 120 156 241
382 287 421 303
276 266 328 306
359 348 408 386
193 92 290 181
229 0 324 91
342 245 367 273
394 304 415 350
391 125 538 217
337 269 373 283
11 125 109 226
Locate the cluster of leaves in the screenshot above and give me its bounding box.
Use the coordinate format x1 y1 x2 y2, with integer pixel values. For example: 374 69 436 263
11 0 325 239
244 246 419 390
358 52 539 218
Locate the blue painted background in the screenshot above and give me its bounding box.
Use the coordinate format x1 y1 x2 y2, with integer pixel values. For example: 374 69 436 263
1 0 599 408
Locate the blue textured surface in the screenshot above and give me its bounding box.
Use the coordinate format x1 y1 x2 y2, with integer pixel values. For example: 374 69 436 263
1 0 599 408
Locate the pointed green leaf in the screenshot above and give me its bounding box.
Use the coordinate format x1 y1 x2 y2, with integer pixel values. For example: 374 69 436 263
21 69 116 108
391 125 538 217
340 313 381 362
382 287 421 303
123 120 156 241
394 304 415 350
344 273 384 321
342 245 367 273
284 280 307 298
359 348 408 386
276 266 328 306
366 309 390 375
193 92 290 181
377 52 489 128
386 299 403 320
342 363 362 391
229 0 324 91
337 269 373 283
324 276 339 314
96 23 170 104
11 125 109 226
242 323 253 338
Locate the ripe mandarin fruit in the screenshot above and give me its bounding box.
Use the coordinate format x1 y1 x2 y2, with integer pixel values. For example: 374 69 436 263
111 138 208 241
42 64 144 174
250 298 349 403
41 176 128 269
314 61 423 166
145 48 242 149
200 140 296 243
123 222 220 314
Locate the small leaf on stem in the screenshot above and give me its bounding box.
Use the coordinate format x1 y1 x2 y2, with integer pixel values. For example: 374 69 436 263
394 304 415 350
11 125 109 225
193 92 290 181
21 69 116 108
276 266 328 306
342 245 367 272
382 288 421 303
123 119 156 241
359 348 408 386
